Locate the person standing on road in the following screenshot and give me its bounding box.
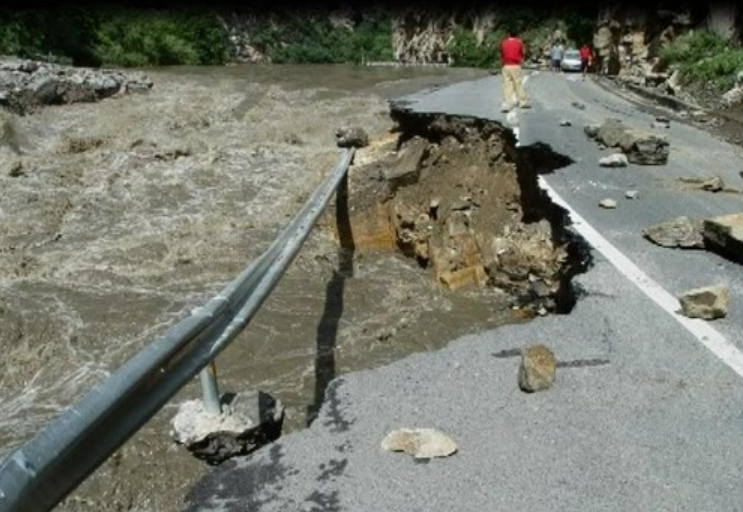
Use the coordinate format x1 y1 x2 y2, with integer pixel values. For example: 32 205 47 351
550 42 563 73
499 29 530 112
579 43 593 77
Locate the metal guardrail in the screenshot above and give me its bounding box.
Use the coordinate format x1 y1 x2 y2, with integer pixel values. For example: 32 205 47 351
0 148 356 512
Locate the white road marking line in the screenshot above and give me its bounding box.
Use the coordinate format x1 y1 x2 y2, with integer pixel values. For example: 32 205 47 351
538 176 743 378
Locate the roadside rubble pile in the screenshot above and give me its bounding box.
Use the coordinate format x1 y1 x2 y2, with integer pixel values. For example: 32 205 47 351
643 211 743 280
0 56 153 115
585 118 669 165
577 116 738 322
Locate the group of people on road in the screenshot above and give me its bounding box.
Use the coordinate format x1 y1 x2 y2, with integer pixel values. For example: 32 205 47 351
498 28 593 112
549 42 593 74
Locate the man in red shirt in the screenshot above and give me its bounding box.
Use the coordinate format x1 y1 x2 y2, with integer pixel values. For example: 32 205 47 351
579 44 593 76
499 29 529 112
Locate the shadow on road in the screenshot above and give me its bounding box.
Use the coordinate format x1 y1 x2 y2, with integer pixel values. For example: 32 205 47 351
307 175 354 427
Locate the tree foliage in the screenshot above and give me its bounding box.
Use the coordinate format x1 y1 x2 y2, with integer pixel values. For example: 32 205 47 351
250 10 394 64
0 6 229 67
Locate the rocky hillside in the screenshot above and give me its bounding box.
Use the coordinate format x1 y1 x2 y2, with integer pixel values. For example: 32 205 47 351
593 5 735 76
592 4 743 108
224 3 742 106
225 4 740 65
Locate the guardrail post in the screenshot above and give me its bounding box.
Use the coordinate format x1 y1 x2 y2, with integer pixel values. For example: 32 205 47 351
199 361 221 415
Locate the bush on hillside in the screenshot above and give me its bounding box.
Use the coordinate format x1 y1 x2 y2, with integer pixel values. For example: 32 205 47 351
0 9 83 62
447 27 500 68
252 11 393 64
93 8 229 67
0 7 229 67
661 30 743 89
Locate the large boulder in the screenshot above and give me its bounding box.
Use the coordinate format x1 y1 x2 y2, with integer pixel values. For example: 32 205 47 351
595 118 669 165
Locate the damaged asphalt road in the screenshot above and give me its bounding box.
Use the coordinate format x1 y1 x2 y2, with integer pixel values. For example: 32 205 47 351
184 72 743 511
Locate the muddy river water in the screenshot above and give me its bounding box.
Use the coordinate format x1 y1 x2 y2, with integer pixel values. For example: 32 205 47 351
0 64 543 511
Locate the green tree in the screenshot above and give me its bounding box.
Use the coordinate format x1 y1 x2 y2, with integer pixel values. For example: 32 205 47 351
92 8 228 67
447 27 500 68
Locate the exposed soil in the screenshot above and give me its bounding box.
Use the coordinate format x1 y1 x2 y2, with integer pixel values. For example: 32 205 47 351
336 109 583 315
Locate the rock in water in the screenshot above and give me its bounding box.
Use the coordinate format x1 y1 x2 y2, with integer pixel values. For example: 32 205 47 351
678 284 729 320
651 116 670 129
381 428 458 459
0 56 152 114
518 345 556 392
335 126 369 148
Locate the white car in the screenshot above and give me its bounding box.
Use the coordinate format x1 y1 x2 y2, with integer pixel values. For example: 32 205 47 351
561 49 582 72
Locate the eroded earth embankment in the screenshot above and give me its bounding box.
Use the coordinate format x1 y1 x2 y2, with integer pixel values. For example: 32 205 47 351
329 106 589 318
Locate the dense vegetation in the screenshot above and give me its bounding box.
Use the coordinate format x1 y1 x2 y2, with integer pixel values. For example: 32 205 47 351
249 9 394 64
660 30 743 90
0 5 597 69
0 5 740 92
0 6 229 67
0 5 393 67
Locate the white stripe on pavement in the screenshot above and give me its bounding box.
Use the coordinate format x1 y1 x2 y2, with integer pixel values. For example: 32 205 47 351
538 176 743 379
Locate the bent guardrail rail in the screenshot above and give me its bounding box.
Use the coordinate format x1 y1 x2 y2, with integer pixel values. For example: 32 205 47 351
0 148 356 512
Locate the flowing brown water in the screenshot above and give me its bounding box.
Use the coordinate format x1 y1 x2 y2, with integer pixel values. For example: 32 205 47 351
0 64 534 512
